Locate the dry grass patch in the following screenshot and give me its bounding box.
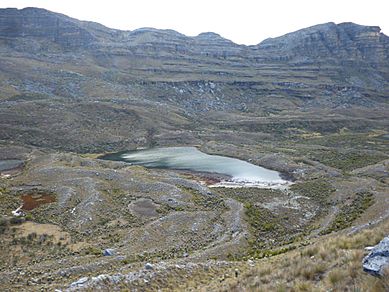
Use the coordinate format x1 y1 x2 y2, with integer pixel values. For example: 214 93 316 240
198 219 389 291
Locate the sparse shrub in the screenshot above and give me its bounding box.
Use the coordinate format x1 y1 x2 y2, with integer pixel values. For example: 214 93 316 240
38 233 48 244
346 259 360 280
27 232 37 241
121 258 131 265
293 280 313 291
275 283 287 292
322 192 375 235
258 267 272 277
301 246 318 258
85 246 101 256
0 217 8 234
19 237 27 245
25 213 33 221
381 267 389 291
327 268 347 286
290 179 335 204
0 217 8 226
296 261 326 281
9 217 24 225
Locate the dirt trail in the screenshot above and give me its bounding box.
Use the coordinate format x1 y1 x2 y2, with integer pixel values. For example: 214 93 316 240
191 198 249 260
311 205 339 236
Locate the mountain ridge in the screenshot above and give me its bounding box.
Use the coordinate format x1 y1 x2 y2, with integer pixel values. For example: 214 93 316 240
0 7 388 152
256 21 388 63
0 7 387 83
0 7 388 56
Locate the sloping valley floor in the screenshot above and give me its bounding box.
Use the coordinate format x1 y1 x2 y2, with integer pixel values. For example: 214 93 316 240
0 128 388 291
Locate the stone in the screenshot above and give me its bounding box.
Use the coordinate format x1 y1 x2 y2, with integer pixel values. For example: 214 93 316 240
363 236 389 276
11 205 24 217
144 263 154 270
103 249 115 256
70 276 89 288
365 246 375 251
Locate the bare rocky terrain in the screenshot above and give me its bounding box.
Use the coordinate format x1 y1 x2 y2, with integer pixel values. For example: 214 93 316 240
0 7 388 291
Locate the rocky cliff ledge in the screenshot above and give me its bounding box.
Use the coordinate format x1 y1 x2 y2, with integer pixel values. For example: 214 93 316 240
0 7 96 49
0 7 388 64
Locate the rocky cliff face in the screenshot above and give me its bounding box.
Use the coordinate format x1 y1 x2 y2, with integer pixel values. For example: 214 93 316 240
0 7 387 94
256 22 389 63
0 7 388 151
0 8 96 49
0 7 245 58
1 8 387 64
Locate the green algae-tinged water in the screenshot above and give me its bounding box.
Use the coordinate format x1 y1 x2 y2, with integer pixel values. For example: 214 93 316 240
101 147 287 187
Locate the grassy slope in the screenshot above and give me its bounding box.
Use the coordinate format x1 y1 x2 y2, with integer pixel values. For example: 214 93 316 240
209 220 389 292
150 219 388 292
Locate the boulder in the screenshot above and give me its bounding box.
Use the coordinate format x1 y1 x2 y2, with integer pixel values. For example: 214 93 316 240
363 236 389 276
103 249 115 256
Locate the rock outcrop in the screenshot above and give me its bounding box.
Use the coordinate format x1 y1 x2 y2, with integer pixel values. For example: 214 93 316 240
363 236 389 276
255 22 389 63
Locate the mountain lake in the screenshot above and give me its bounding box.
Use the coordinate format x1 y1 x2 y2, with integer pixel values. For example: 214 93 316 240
100 147 290 188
